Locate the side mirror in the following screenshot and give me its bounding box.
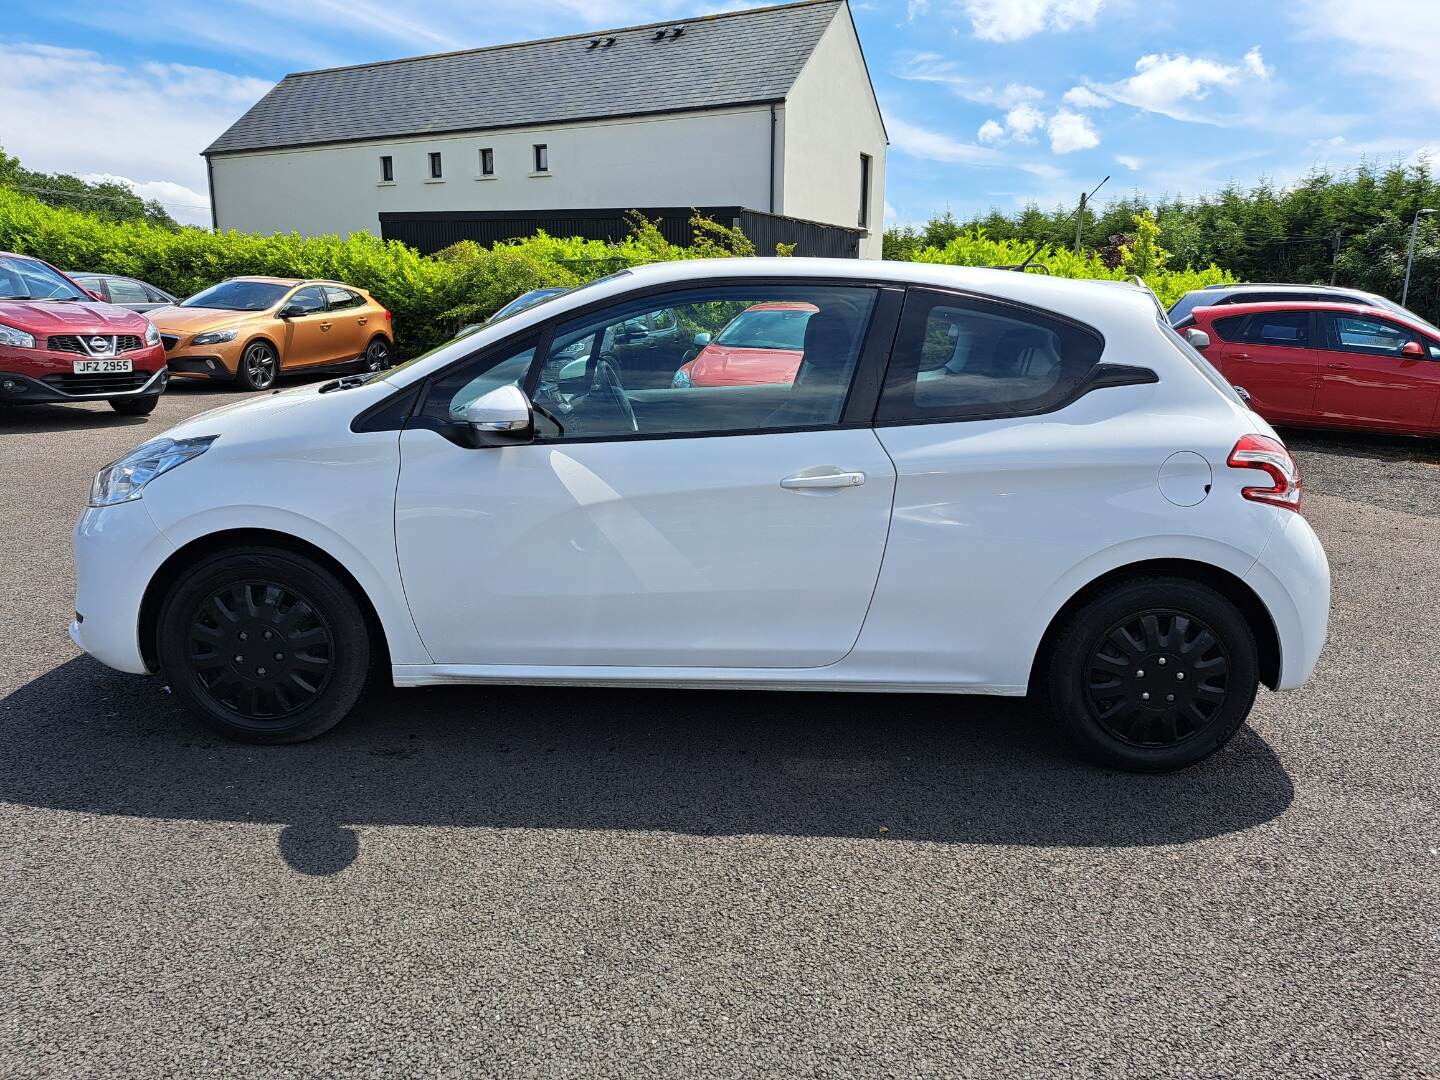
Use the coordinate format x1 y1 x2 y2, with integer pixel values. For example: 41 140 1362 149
464 384 533 447
1184 328 1211 350
693 332 712 348
84 287 105 302
1233 384 1252 403
277 304 301 319
1402 340 1424 357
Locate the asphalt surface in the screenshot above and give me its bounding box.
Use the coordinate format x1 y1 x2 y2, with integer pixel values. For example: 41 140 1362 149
1 381 1437 1078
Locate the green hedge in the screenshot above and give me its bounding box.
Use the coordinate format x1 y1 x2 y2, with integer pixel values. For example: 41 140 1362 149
0 188 1234 356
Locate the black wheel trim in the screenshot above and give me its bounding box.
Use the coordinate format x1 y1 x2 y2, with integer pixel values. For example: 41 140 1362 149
244 344 277 388
365 339 391 372
185 580 335 723
1082 608 1232 748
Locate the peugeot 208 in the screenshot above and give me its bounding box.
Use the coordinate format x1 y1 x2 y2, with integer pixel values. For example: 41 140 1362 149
72 260 1330 772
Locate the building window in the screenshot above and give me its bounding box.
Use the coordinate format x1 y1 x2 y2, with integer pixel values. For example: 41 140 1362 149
858 153 872 229
479 148 494 176
533 144 549 173
429 152 443 180
380 155 394 182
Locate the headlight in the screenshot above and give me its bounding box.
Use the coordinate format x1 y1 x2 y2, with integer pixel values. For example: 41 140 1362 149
145 322 161 347
0 323 36 350
671 366 692 389
90 436 218 507
191 329 238 346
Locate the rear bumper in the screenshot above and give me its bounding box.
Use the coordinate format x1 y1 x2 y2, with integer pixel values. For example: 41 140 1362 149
71 500 176 674
0 366 168 403
1244 511 1331 690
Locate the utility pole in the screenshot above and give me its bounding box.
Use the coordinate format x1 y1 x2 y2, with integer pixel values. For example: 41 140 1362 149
1402 208 1435 308
1074 191 1087 253
1330 229 1343 285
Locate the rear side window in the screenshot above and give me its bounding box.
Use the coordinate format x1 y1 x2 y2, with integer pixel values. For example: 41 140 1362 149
105 277 149 305
1210 315 1248 342
324 286 364 310
877 290 1103 423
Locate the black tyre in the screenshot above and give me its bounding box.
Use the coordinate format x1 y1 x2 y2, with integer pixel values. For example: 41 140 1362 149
110 394 158 416
362 336 392 373
157 547 371 743
235 340 279 391
1045 577 1259 773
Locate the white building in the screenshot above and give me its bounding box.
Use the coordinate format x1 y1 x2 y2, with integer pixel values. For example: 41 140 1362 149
204 0 888 258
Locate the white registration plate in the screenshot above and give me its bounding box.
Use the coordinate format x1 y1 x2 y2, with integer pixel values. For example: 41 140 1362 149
72 359 133 374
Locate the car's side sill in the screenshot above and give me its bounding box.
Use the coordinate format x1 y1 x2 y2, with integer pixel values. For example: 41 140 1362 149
391 664 1027 697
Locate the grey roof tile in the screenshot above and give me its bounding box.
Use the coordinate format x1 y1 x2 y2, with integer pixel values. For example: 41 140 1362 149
206 0 842 155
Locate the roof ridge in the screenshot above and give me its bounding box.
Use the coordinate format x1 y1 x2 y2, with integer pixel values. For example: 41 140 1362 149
281 0 842 81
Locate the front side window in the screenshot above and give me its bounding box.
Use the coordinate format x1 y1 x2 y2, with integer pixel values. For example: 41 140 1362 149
380 155 394 182
429 152 443 179
1321 313 1415 357
533 144 549 173
286 286 327 316
878 291 1103 423
423 285 876 441
422 339 538 422
105 277 149 305
479 148 494 176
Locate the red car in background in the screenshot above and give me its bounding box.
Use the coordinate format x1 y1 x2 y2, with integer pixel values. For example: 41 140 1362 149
0 252 167 416
1187 300 1440 437
672 301 816 388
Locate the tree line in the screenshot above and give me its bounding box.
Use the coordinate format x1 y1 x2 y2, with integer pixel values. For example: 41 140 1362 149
0 146 181 230
886 161 1440 323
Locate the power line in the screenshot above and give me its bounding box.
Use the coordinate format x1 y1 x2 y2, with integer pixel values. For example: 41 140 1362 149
11 183 211 212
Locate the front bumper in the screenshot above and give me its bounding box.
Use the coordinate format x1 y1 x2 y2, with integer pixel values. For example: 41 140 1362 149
164 355 232 380
72 499 177 674
1244 510 1331 691
0 365 168 403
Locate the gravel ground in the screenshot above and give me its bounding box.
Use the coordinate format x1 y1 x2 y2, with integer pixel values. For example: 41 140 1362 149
1 384 1437 1079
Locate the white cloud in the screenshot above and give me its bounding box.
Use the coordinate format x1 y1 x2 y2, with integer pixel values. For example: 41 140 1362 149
959 0 1104 42
977 119 1007 144
1005 103 1047 141
1047 110 1099 154
893 54 1043 108
1115 154 1143 170
1062 85 1112 110
888 117 1004 165
1295 0 1440 110
0 42 271 223
79 174 212 227
1241 46 1271 80
906 0 930 20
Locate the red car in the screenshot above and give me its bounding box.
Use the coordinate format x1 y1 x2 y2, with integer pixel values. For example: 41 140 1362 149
0 252 167 415
1187 300 1440 436
672 301 816 388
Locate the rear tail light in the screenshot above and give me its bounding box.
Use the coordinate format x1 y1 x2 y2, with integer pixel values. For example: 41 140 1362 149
383 308 392 322
1227 433 1302 512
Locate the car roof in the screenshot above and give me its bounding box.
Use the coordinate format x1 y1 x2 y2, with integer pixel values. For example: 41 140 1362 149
1192 300 1437 334
1201 282 1371 293
226 276 366 291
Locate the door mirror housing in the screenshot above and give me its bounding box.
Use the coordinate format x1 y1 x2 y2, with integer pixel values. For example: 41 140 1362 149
277 304 302 319
1184 328 1211 350
1233 384 1252 403
1402 340 1424 357
693 331 712 348
464 384 534 447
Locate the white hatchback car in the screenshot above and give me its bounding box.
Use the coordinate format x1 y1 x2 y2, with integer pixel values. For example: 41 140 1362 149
72 259 1329 772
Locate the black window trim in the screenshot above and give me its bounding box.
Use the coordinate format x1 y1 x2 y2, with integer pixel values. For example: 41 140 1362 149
380 154 394 182
870 286 1157 429
428 151 443 179
380 275 908 445
479 147 495 176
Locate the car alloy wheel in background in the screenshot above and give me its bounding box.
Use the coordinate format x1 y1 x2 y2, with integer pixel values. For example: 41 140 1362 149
238 341 278 391
364 338 392 373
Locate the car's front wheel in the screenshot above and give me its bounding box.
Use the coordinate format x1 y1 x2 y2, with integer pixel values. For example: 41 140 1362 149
157 547 371 743
235 340 279 391
1046 577 1260 772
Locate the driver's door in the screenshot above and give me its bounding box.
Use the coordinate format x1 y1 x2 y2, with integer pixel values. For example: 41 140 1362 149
394 283 898 670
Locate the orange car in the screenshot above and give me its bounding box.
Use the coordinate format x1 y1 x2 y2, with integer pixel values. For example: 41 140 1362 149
149 277 393 390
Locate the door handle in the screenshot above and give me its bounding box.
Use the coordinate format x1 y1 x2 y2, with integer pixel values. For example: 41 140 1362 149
320 321 331 331
357 317 368 325
781 470 866 490
1327 363 1349 370
1230 352 1251 359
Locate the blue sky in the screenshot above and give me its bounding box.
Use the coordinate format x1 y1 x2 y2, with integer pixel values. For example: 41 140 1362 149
5 0 1438 229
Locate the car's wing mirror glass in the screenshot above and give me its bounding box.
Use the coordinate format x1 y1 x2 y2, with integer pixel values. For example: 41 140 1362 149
464 384 534 447
1184 328 1210 350
693 331 712 347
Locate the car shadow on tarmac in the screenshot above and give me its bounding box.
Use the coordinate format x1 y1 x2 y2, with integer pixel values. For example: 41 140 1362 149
0 656 1294 875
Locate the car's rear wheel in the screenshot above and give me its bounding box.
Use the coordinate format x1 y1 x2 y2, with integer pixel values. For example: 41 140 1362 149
235 341 279 391
1046 577 1259 772
362 336 392 373
110 395 158 416
157 547 371 743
